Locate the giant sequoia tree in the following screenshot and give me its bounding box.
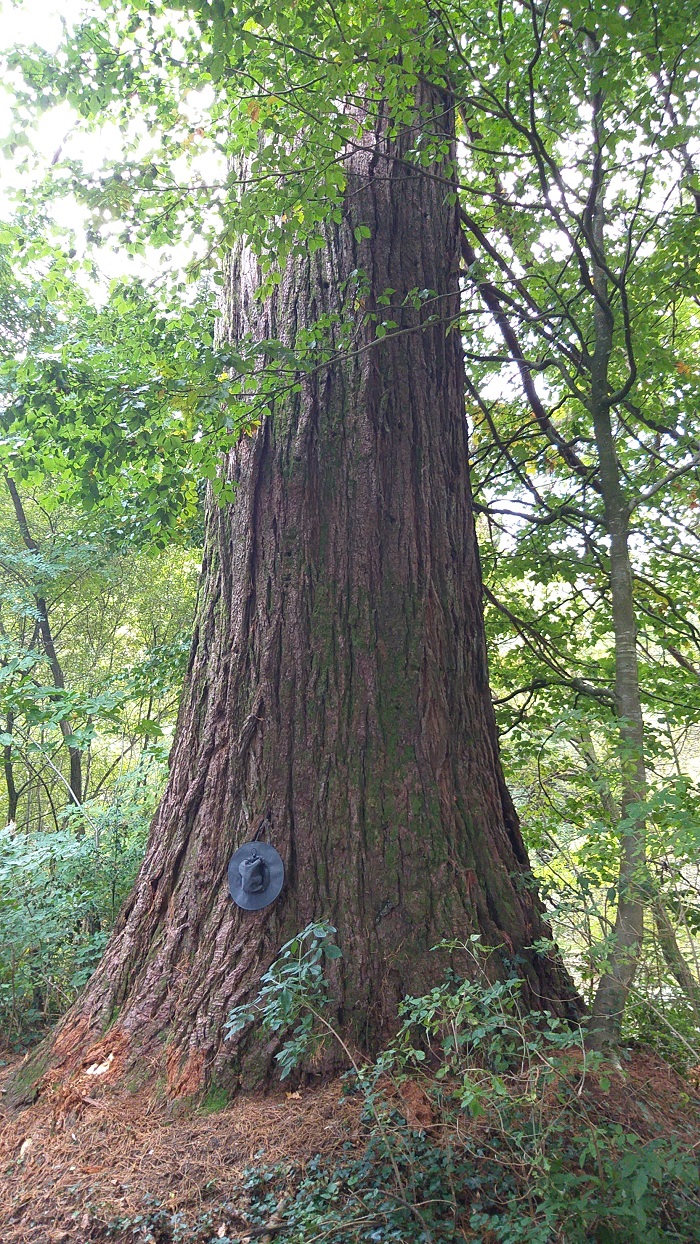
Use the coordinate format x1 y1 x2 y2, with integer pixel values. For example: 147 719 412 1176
6 6 582 1094
36 104 574 1093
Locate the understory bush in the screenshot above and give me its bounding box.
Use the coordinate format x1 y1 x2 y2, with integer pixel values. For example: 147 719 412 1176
216 929 700 1243
0 759 162 1046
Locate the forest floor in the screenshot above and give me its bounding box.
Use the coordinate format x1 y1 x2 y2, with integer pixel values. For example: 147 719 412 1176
1 1046 700 1242
0 1053 363 1243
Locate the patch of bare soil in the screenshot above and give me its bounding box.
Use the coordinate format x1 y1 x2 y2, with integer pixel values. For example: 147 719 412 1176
0 1054 363 1243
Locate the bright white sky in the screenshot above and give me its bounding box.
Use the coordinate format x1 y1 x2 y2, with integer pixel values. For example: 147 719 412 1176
0 0 217 288
1 0 136 284
0 0 89 191
0 0 77 61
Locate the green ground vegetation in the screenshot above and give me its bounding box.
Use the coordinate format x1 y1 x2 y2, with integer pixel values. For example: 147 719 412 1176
1 1 700 1234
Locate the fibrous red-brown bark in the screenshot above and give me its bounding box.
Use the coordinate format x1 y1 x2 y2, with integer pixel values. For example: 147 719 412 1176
36 89 577 1097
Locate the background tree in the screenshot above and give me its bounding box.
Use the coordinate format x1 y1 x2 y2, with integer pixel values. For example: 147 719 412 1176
0 229 206 1040
445 0 700 1046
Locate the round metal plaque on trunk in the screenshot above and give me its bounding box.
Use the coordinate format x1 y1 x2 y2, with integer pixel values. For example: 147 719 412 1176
228 841 285 910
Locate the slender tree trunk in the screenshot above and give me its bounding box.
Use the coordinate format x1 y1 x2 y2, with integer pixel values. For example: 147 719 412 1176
580 725 700 1026
3 709 18 823
584 721 700 1023
4 477 83 808
654 900 700 1022
585 71 647 1049
33 88 578 1101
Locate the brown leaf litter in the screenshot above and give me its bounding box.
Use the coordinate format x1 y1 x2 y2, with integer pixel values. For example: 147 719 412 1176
1 1046 700 1243
0 1055 363 1244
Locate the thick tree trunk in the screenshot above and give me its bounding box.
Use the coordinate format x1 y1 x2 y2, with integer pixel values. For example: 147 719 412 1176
35 90 577 1099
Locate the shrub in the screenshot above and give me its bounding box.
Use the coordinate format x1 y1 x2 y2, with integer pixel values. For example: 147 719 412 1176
0 762 159 1045
223 933 700 1243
